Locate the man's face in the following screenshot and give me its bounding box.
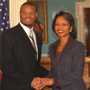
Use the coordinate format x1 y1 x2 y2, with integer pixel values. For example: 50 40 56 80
20 5 38 28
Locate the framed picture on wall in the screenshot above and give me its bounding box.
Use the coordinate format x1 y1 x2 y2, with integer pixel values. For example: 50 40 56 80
27 0 48 43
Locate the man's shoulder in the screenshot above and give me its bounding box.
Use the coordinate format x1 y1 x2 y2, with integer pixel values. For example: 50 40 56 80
35 30 42 39
1 24 21 35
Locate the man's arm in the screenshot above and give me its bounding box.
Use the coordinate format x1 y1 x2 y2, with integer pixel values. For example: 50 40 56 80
1 32 33 89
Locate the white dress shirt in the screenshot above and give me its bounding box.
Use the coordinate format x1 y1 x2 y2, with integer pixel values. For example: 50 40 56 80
20 22 38 60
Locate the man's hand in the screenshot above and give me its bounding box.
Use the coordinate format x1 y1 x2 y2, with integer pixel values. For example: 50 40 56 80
31 77 54 90
36 78 54 90
31 77 42 89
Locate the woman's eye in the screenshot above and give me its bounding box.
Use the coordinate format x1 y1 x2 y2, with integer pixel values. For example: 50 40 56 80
30 12 34 14
55 23 59 26
63 24 67 26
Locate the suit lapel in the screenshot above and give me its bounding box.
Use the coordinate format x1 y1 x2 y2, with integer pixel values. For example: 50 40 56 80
52 36 74 61
59 40 72 60
52 40 59 61
17 24 36 51
34 31 42 52
34 31 42 61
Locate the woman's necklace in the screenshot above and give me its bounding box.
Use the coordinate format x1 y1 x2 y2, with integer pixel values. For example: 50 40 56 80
59 44 66 47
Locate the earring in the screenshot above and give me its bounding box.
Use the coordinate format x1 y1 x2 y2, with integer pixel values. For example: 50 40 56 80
70 30 72 32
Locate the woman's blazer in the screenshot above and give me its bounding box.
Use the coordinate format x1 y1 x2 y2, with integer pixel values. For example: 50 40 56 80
49 36 87 90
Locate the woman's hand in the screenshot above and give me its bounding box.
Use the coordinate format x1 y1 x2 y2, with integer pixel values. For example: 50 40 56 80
35 78 54 90
42 78 54 86
31 78 54 90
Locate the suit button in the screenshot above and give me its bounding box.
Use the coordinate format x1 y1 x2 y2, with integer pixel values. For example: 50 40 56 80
34 55 36 57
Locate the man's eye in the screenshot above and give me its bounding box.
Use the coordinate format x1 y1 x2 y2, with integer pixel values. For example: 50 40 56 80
23 12 26 14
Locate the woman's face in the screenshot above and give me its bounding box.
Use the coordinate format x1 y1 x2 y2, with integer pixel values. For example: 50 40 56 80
55 16 72 38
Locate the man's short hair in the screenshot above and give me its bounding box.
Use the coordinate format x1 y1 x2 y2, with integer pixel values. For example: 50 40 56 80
20 2 37 12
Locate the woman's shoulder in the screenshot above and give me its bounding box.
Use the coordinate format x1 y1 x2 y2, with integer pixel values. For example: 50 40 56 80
74 39 84 45
72 39 85 49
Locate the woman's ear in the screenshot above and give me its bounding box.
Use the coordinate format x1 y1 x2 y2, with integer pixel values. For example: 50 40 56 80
70 26 73 32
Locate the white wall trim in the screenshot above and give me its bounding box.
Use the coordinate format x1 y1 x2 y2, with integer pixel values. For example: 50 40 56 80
41 54 48 58
76 0 90 44
9 0 27 28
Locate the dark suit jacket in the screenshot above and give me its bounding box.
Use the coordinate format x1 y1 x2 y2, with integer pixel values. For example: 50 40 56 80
48 36 87 90
1 24 49 90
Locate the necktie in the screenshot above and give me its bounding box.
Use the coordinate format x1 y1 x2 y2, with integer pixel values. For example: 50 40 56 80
30 30 36 51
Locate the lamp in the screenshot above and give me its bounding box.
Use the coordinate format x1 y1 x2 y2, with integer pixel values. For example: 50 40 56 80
52 11 57 19
61 6 69 12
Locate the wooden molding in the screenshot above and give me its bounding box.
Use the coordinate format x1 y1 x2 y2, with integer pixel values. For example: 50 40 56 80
76 0 90 44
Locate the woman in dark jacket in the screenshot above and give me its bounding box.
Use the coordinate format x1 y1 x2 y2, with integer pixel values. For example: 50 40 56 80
32 11 87 90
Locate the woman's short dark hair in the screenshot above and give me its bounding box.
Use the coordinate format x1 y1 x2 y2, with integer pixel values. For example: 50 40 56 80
52 11 77 39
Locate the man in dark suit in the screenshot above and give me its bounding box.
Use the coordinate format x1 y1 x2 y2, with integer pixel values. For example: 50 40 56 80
1 2 49 90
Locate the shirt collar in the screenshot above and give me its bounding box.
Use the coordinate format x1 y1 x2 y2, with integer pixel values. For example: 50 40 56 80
20 22 33 36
